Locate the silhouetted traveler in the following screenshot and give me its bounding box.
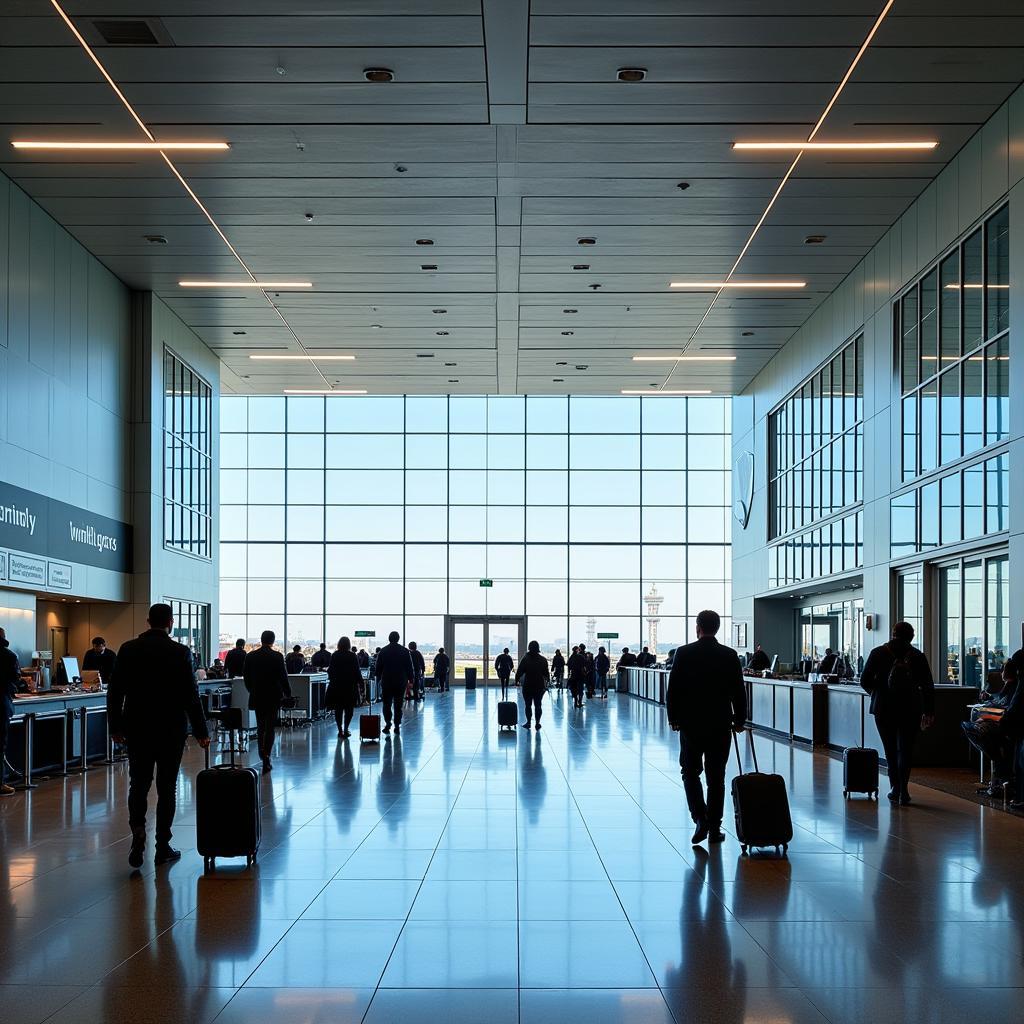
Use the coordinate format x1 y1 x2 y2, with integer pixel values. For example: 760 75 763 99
666 609 747 846
0 627 20 796
638 646 654 668
516 641 550 730
409 641 426 701
224 638 247 678
327 637 362 738
376 631 415 734
748 644 770 672
819 648 839 674
618 647 637 668
285 645 306 674
583 646 596 699
311 642 332 671
106 604 210 866
567 644 587 708
595 647 611 698
433 648 450 693
357 648 370 670
552 649 565 690
82 636 117 682
860 621 935 805
495 648 515 700
243 630 292 773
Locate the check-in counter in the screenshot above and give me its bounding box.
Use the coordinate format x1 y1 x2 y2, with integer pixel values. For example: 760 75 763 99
743 676 830 746
7 691 109 781
619 666 670 704
288 672 328 721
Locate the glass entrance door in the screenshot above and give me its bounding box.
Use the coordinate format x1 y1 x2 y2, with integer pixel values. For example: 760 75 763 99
445 616 527 687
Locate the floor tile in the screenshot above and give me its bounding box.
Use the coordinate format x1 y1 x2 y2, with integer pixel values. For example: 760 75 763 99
214 987 374 1024
519 920 658 988
365 987 518 1023
42 985 237 1024
300 878 421 919
0 984 86 1024
521 988 676 1023
381 920 519 988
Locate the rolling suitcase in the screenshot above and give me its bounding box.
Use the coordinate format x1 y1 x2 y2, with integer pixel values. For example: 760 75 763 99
359 712 381 742
197 727 261 873
843 747 879 799
731 728 793 856
498 701 517 730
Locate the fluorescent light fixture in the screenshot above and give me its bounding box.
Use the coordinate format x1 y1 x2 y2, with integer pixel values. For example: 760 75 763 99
944 283 1009 289
283 389 367 395
621 389 712 395
670 281 805 289
249 354 354 361
179 280 312 288
632 355 736 362
733 141 937 151
12 140 229 151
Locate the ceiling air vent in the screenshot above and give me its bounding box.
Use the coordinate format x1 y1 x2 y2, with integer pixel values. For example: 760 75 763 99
92 19 170 46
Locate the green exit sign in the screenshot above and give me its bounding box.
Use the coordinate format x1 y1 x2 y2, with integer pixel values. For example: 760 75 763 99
479 578 493 588
355 630 375 638
597 632 619 639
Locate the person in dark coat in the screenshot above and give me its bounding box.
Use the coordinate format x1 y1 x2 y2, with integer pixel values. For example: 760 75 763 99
567 645 587 709
818 648 839 674
583 647 596 699
433 648 450 693
666 609 747 846
618 647 637 668
375 631 415 734
326 637 362 738
551 649 565 690
516 641 550 730
638 646 654 668
860 621 935 805
285 645 307 674
243 630 292 773
311 642 332 671
106 604 210 867
495 648 515 700
595 647 611 698
0 627 21 796
409 641 426 701
224 638 247 678
747 644 770 673
82 636 117 682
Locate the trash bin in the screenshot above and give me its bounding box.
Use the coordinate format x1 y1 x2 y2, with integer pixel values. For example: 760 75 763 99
464 666 477 690
617 668 630 693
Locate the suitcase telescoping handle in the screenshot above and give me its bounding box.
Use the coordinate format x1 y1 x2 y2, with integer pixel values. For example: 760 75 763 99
202 726 237 770
732 726 760 776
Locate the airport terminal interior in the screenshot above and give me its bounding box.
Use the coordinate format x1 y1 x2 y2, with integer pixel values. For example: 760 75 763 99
2 2 1024 1022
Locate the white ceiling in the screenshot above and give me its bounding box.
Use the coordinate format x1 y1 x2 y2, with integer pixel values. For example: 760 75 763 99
2 0 1023 395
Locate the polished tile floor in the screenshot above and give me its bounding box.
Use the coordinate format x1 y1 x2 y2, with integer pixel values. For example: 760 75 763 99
3 687 1024 1023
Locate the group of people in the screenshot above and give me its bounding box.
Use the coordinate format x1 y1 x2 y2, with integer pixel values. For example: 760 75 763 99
962 653 1024 808
548 644 657 708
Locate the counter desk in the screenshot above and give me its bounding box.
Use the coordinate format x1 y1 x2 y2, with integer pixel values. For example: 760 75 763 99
6 691 110 783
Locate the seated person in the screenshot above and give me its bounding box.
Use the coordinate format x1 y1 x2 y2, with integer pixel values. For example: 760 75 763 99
206 658 226 680
748 644 770 673
964 659 1021 796
818 648 839 674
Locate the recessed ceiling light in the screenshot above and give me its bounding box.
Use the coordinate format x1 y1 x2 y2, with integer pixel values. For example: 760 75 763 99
363 68 394 83
556 361 568 366
575 364 588 371
445 362 457 366
621 389 712 395
577 237 596 246
573 264 590 271
669 281 805 289
284 389 367 395
616 68 647 82
416 238 434 245
231 330 247 336
12 140 230 151
370 323 382 329
553 378 564 383
420 264 438 271
742 330 755 337
448 379 459 383
395 164 407 173
804 235 827 245
432 308 447 314
632 355 737 362
560 331 574 336
143 234 167 244
563 308 578 313
416 353 435 358
179 280 312 288
732 140 937 151
676 182 690 190
250 354 355 361
436 331 449 336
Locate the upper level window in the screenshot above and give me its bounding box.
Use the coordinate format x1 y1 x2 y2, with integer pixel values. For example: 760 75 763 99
163 349 213 559
897 205 1009 482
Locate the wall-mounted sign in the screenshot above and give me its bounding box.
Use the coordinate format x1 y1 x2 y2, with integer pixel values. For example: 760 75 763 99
8 553 46 587
355 630 375 638
47 561 73 590
0 480 132 574
0 550 6 581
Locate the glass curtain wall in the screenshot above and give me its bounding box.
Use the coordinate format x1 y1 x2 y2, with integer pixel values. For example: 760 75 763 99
218 395 731 662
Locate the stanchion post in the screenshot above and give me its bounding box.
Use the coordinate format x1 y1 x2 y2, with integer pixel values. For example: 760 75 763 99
17 713 37 790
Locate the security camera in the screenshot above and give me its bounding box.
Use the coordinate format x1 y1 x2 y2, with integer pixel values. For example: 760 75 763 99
304 213 314 222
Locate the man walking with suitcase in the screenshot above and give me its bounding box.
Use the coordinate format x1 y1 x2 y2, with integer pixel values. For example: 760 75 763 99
107 603 211 868
243 630 292 774
860 621 935 805
376 631 416 735
495 648 515 700
666 609 747 846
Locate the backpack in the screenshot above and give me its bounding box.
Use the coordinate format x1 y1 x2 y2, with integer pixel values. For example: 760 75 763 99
885 647 917 696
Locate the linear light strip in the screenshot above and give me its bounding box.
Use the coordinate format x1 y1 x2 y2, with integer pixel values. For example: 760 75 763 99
47 0 331 391
733 141 936 151
621 389 712 395
659 0 896 391
669 281 805 289
250 355 355 361
180 281 313 289
633 355 736 362
284 389 367 395
13 140 229 151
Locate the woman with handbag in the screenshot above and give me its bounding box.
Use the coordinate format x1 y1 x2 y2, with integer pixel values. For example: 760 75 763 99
326 637 363 738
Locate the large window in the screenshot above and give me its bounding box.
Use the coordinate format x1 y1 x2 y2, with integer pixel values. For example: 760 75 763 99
167 598 210 669
163 349 213 558
218 395 731 661
937 553 1008 685
897 205 1009 482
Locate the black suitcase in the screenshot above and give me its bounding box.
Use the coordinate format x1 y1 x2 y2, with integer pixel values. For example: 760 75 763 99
197 729 261 873
843 746 879 799
731 729 793 855
498 701 517 729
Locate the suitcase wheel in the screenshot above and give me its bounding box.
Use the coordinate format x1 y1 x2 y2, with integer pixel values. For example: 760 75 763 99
843 789 849 798
740 844 748 855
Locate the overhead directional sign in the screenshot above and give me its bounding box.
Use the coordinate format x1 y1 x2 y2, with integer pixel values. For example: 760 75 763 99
597 632 619 639
479 578 493 588
355 630 376 638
